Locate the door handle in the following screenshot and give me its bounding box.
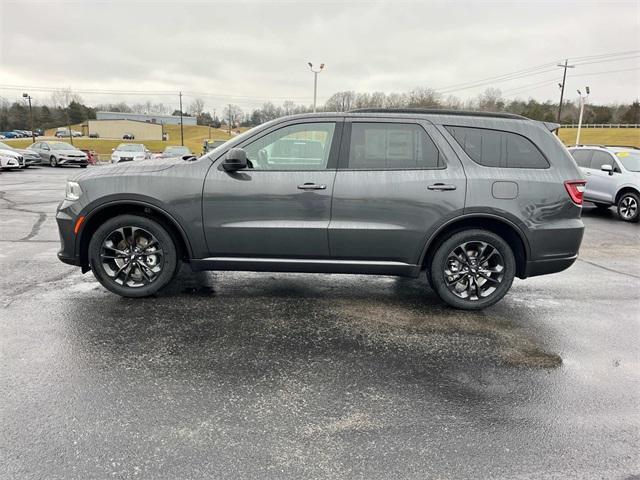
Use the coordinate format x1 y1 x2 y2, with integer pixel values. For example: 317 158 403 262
427 183 457 191
297 183 327 190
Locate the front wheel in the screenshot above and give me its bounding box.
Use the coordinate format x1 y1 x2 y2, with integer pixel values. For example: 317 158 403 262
430 229 516 310
49 156 58 167
88 215 179 297
617 192 639 222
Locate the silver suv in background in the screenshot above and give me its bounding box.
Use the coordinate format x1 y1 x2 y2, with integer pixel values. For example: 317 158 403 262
568 146 640 222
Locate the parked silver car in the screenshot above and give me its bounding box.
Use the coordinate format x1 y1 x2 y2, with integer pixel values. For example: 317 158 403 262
568 146 640 222
111 143 151 163
0 141 42 167
28 141 88 167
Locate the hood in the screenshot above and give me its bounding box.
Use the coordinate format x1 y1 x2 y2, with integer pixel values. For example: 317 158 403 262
14 148 40 157
69 157 185 182
56 149 87 156
0 148 20 158
113 150 146 156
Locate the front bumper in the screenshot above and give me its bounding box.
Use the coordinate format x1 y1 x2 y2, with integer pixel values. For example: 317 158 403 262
24 157 42 166
58 157 88 165
56 204 82 267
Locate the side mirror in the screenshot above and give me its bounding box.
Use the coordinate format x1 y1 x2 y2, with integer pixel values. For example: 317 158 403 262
601 164 613 175
111 148 115 152
222 148 247 171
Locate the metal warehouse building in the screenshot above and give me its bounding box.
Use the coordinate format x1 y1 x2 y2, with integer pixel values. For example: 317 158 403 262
96 111 197 125
87 119 163 140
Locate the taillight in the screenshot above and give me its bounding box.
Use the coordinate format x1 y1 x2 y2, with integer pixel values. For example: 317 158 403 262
564 180 586 205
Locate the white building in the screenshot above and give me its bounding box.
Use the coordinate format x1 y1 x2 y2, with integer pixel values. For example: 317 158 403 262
96 111 197 126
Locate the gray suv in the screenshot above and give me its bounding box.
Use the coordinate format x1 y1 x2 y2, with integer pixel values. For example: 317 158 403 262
56 109 586 309
568 145 640 222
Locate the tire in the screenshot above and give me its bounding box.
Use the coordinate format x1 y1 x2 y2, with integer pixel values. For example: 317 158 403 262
617 192 639 223
88 215 179 297
430 229 516 310
49 156 58 167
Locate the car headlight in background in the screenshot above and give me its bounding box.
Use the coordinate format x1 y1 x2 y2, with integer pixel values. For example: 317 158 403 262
65 181 83 201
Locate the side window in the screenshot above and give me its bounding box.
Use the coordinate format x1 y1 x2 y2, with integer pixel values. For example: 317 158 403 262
30 143 40 149
243 122 335 170
347 123 442 169
446 126 549 169
590 151 614 170
570 149 592 168
42 143 50 150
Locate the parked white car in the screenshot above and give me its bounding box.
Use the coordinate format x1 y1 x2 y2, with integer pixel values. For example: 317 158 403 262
568 145 640 222
0 148 23 170
111 143 151 164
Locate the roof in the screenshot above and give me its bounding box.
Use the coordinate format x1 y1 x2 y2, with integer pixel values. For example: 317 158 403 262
88 118 163 126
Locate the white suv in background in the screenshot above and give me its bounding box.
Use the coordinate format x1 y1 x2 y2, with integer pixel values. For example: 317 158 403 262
110 143 151 164
568 145 640 222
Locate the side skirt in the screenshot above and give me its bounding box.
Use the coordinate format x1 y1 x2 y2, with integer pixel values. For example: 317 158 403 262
190 257 422 278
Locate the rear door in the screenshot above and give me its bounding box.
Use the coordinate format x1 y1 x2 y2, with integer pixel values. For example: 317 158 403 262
328 118 466 264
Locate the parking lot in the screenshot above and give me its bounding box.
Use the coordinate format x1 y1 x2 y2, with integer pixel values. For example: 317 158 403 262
1 166 638 479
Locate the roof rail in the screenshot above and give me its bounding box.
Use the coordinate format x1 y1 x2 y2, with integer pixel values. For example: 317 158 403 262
348 108 526 120
604 145 640 150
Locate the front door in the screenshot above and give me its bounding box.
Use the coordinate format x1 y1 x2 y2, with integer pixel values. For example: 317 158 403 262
328 119 467 265
202 119 342 258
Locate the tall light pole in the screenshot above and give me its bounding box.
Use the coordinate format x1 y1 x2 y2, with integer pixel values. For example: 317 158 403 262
22 93 35 143
575 86 590 146
308 62 325 113
178 91 184 146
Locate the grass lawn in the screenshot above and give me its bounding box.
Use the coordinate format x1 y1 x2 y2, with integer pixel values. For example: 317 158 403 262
558 128 640 148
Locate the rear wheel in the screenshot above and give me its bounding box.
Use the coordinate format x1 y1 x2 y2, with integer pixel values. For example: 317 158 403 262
617 192 639 222
88 215 179 297
430 229 516 310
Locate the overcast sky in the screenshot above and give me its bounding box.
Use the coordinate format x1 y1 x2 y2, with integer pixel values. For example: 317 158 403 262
1 0 639 113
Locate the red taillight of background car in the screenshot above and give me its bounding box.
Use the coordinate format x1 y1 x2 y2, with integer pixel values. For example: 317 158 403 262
564 180 587 205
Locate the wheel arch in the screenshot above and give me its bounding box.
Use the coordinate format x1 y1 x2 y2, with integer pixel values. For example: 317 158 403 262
77 200 193 270
615 186 639 204
420 214 530 279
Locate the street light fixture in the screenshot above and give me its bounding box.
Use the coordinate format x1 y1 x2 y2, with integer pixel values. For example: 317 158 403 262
575 86 590 146
22 93 36 143
308 62 325 113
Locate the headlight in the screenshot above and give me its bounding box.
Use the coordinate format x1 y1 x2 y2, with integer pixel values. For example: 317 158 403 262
65 181 83 201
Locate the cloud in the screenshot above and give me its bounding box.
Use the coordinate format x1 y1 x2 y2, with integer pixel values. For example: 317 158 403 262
1 0 638 111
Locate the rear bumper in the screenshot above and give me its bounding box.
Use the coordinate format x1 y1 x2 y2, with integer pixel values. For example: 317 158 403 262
525 254 578 277
524 220 584 278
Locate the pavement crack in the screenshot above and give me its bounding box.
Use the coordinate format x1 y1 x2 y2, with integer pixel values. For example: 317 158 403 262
1 190 50 241
578 258 640 280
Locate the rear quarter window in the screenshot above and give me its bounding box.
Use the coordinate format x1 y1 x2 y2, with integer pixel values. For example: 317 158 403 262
569 149 592 168
446 126 549 169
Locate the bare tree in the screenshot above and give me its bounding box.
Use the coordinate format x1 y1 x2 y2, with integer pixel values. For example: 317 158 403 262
50 88 82 108
223 104 244 127
189 98 205 116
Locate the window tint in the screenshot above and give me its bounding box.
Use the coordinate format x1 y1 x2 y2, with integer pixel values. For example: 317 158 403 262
570 149 592 168
446 126 549 169
590 151 614 170
347 123 442 169
244 122 335 170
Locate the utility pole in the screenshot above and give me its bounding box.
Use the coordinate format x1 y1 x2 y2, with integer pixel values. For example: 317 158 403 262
556 59 575 123
308 62 325 113
575 87 590 146
179 92 184 146
22 93 35 143
228 104 231 135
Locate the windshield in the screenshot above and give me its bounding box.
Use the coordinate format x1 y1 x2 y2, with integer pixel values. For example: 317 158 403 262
117 144 144 152
50 142 77 151
616 151 640 172
164 146 190 155
0 142 14 150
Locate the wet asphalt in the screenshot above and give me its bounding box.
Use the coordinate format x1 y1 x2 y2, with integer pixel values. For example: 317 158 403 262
0 166 639 480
